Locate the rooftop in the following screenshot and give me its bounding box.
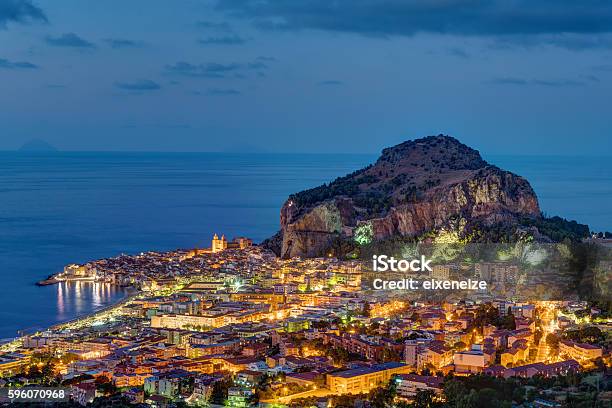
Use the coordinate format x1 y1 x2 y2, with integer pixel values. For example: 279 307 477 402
329 362 406 378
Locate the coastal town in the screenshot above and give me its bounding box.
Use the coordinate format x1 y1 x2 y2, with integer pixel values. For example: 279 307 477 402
0 235 610 407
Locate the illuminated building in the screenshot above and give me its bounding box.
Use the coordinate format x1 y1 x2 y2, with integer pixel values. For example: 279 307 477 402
284 318 310 333
326 362 410 394
150 313 226 329
559 340 603 362
431 265 451 280
453 344 492 374
185 340 241 358
405 338 432 367
212 234 227 253
500 339 529 367
0 354 27 377
227 387 254 408
395 374 444 399
143 370 192 398
417 343 453 369
212 234 253 253
235 370 265 387
113 373 148 387
508 329 533 347
486 360 580 379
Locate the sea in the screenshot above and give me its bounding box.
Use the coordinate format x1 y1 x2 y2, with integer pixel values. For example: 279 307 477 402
0 152 610 339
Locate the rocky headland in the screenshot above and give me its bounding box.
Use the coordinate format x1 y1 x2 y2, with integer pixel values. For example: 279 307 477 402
265 135 589 258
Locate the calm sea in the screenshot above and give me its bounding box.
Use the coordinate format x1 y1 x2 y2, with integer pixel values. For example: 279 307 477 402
0 152 610 338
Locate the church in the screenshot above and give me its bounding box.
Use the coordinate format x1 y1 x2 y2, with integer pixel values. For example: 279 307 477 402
211 234 253 253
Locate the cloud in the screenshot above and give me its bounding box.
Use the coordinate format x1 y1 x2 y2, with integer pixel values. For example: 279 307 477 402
196 21 233 32
489 77 585 87
489 33 612 51
317 80 343 86
120 122 191 129
199 35 247 45
207 88 242 95
195 21 249 46
446 47 469 58
582 75 600 82
165 60 267 79
246 61 267 70
541 35 612 50
0 57 38 69
0 0 47 28
489 77 529 86
104 38 143 49
196 62 240 72
114 79 161 91
592 64 612 72
531 79 585 87
216 0 612 48
45 33 96 48
165 61 240 78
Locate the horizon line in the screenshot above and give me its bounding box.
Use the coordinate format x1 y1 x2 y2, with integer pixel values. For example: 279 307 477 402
2 149 612 158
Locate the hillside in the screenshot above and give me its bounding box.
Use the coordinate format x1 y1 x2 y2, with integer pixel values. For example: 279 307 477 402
265 135 588 258
18 139 58 152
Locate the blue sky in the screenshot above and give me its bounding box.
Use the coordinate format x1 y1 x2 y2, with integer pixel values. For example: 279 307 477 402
1 0 611 154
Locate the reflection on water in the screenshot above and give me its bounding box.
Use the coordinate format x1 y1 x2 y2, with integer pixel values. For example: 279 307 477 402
55 282 128 323
0 152 373 338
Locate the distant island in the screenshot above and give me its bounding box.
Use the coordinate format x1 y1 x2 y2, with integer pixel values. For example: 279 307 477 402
18 139 58 152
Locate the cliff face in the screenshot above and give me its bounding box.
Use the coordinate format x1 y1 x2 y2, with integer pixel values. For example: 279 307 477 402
274 135 541 258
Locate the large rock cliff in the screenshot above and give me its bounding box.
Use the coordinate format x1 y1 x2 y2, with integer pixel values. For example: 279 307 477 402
270 135 542 258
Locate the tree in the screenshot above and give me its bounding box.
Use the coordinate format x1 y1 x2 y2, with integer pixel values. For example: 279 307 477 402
368 379 397 408
473 303 500 331
62 374 94 386
90 395 132 407
95 376 117 396
546 333 560 350
478 388 500 407
456 389 478 408
381 348 401 363
512 386 525 404
328 347 351 365
443 379 465 406
500 309 516 330
534 329 543 345
525 387 539 402
413 389 444 408
565 326 604 344
40 360 58 385
27 364 42 379
362 302 371 317
61 352 80 365
210 378 232 405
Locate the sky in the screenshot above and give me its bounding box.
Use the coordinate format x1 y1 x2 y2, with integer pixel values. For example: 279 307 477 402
1 0 612 155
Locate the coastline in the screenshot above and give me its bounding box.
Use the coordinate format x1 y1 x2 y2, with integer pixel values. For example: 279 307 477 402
47 287 140 333
1 284 138 349
36 271 111 287
36 274 63 286
2 152 610 346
